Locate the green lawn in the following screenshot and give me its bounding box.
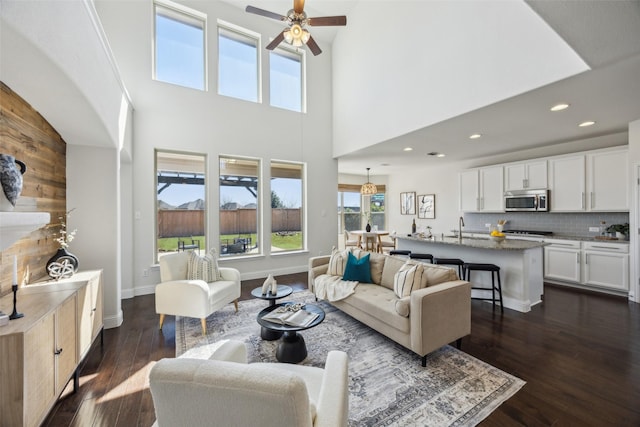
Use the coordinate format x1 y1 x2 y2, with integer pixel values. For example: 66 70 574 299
158 232 302 252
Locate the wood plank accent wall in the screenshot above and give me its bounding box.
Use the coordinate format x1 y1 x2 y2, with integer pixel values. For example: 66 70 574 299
0 82 67 297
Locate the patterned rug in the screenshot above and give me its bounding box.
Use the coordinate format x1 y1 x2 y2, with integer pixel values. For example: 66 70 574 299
176 291 525 427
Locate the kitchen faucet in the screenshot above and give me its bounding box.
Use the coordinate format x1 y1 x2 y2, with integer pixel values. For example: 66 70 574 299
458 216 465 242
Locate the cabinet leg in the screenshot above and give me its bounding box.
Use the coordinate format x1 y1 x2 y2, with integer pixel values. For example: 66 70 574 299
73 368 79 393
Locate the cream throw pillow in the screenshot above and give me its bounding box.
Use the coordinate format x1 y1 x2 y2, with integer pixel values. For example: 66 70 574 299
187 250 221 282
328 247 350 276
393 261 427 298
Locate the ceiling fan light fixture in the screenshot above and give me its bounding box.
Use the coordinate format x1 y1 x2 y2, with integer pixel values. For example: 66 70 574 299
361 168 378 195
284 23 307 46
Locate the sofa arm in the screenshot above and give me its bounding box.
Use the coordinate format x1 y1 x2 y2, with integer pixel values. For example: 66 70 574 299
308 255 330 293
155 279 211 318
314 350 349 427
409 280 472 356
219 267 241 284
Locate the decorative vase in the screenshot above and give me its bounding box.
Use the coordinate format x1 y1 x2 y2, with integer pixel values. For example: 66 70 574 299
366 223 372 232
0 154 26 212
46 248 79 279
271 277 278 295
262 273 274 295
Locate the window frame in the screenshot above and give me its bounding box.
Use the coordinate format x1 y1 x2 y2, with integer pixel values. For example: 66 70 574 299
153 0 207 91
219 155 262 258
270 160 306 253
217 20 262 103
269 45 306 113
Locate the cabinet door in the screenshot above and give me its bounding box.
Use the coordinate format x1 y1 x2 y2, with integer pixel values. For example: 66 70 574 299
526 160 548 189
587 150 629 211
504 164 526 191
544 246 581 282
91 274 104 340
56 294 77 394
549 155 585 211
583 251 629 291
459 169 479 212
24 312 56 427
479 166 504 211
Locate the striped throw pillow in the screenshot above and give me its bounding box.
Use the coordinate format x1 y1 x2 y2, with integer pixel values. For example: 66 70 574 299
187 250 221 282
328 247 350 276
393 261 427 298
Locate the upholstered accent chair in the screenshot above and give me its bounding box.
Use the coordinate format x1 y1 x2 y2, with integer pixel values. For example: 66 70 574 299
149 340 349 427
344 230 360 249
155 251 241 335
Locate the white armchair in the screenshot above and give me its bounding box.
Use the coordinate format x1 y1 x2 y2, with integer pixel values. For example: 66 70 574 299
155 251 241 335
149 340 349 427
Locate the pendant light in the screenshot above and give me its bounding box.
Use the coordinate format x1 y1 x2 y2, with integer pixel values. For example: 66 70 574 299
360 167 378 195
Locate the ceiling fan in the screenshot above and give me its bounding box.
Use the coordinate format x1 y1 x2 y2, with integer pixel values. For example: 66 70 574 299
246 0 347 56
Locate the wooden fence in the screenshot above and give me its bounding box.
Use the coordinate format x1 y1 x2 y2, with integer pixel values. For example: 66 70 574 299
158 208 301 237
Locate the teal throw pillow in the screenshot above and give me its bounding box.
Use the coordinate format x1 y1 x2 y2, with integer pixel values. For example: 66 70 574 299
342 252 372 283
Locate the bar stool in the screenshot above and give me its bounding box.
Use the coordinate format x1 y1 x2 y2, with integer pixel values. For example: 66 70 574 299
433 258 464 278
409 253 433 263
463 263 503 313
389 250 411 256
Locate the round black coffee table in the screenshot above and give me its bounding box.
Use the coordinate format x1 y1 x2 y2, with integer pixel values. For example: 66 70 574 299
257 302 325 364
251 284 293 340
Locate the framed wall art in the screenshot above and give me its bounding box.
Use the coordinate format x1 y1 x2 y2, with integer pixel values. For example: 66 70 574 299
418 194 435 219
400 192 416 215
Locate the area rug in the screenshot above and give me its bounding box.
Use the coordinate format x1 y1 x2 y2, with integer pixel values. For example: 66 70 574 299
176 291 525 427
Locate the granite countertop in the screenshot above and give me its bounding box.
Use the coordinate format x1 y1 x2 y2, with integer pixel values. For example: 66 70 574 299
451 229 630 244
397 235 546 251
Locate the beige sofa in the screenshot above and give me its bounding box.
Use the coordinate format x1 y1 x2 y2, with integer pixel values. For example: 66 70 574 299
308 250 471 366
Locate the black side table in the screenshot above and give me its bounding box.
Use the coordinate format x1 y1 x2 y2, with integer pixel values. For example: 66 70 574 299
251 284 293 340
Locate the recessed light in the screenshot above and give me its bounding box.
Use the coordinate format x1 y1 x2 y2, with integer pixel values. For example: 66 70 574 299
436 153 446 158
427 152 445 157
550 103 570 112
579 121 595 127
403 147 413 152
469 133 482 140
380 163 390 166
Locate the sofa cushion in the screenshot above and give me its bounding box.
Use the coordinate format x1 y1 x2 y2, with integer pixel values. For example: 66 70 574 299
424 264 459 286
367 252 386 285
339 283 409 333
380 255 407 290
343 252 372 283
393 261 427 298
187 250 221 282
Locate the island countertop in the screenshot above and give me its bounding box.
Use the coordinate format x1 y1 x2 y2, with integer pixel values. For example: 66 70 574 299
397 235 546 251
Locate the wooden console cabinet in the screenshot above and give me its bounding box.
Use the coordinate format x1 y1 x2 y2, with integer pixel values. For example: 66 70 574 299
0 270 103 427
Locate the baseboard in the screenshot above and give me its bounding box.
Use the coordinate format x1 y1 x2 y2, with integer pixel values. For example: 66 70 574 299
104 309 123 329
238 264 308 281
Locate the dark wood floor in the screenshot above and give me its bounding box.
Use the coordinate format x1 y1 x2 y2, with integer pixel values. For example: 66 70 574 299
43 274 640 426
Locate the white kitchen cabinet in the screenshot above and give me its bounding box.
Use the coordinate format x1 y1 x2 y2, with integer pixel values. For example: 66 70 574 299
544 239 629 294
582 241 629 291
549 155 585 211
504 160 547 191
458 166 503 212
587 149 629 211
544 240 581 282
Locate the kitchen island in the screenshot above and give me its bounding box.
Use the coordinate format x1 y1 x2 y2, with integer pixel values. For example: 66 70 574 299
397 235 546 312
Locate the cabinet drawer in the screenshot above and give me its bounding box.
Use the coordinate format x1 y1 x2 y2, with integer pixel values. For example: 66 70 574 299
544 239 581 249
583 241 629 253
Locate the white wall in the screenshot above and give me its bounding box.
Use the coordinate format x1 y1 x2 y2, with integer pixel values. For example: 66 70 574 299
95 0 338 294
628 119 640 303
67 145 123 328
331 0 588 157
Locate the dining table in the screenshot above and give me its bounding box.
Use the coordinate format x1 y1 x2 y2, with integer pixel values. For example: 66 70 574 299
350 229 391 252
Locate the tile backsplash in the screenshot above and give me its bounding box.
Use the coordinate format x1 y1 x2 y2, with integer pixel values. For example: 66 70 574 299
464 212 630 237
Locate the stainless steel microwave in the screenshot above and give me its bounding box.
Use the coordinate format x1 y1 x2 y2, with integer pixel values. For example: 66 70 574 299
504 189 549 212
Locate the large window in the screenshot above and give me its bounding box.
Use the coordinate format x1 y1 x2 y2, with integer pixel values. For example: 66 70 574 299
269 48 304 112
218 22 260 102
154 0 206 90
338 185 386 233
271 161 305 252
155 151 206 263
219 156 260 256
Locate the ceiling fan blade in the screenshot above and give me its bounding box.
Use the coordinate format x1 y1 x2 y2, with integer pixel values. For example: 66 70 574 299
266 31 286 50
293 0 305 14
305 35 322 56
307 15 347 26
245 5 286 22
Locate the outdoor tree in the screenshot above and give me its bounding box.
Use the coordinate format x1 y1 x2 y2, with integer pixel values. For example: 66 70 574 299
271 191 284 208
